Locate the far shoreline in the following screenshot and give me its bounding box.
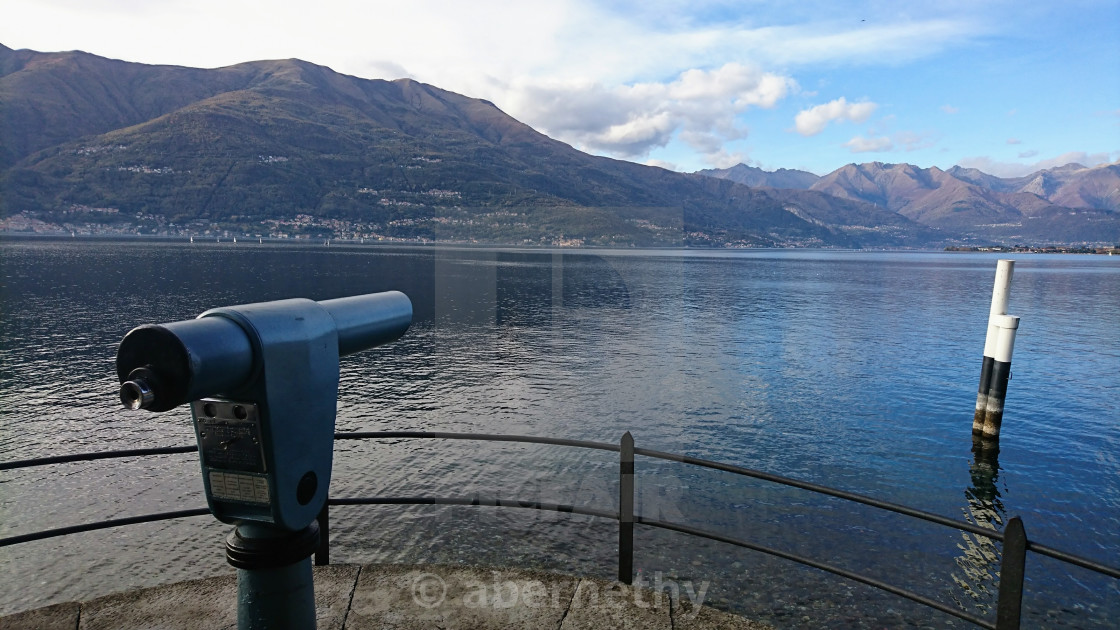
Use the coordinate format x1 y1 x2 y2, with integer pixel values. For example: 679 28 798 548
3 232 1119 255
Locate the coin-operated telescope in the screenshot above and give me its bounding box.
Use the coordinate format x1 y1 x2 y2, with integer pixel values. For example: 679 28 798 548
116 291 412 630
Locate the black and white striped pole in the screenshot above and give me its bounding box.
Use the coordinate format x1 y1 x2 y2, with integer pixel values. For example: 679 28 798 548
973 260 1014 434
981 314 1019 439
972 259 1018 439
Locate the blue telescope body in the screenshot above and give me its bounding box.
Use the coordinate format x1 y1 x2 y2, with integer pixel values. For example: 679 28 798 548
116 291 412 531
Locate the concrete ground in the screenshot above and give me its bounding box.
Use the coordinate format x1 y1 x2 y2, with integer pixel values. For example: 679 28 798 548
1 564 773 629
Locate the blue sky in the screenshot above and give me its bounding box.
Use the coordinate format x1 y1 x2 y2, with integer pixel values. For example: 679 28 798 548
3 0 1118 176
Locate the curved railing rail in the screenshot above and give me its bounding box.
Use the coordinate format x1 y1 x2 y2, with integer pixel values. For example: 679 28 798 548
3 431 1118 630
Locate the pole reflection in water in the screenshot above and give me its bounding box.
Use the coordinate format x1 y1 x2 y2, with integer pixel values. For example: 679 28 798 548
951 435 1007 614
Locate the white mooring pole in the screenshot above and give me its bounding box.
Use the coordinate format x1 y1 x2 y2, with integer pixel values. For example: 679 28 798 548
973 260 1018 438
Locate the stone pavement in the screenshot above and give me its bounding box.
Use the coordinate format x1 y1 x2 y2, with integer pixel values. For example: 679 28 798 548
1 564 773 629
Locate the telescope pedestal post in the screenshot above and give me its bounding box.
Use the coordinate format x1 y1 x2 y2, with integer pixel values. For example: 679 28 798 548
225 522 320 630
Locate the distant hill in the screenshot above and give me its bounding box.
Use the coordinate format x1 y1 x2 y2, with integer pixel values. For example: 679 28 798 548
805 162 1120 243
696 164 819 189
946 163 1120 212
0 44 245 170
1 44 1115 247
695 160 1120 244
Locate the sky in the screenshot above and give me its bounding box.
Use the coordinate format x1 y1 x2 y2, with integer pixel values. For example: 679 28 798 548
2 0 1118 177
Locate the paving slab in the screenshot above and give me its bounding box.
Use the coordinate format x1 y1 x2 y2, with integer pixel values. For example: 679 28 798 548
311 565 363 630
559 577 671 630
673 599 774 630
74 565 358 630
346 564 577 630
77 574 238 630
0 600 80 630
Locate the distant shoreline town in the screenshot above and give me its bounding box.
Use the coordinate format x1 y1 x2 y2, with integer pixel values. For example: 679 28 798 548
943 245 1120 255
2 226 1117 255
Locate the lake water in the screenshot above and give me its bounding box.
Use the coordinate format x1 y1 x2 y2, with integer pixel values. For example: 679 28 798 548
1 238 1118 627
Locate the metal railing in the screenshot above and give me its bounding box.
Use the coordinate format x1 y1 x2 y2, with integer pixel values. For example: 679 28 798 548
3 431 1119 629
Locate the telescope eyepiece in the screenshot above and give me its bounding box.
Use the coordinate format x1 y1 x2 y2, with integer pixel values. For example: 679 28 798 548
119 366 164 411
120 378 156 410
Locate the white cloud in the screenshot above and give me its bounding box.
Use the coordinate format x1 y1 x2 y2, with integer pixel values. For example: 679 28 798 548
713 18 985 67
507 62 794 161
1018 149 1038 158
794 97 878 136
841 129 934 154
597 112 677 155
362 60 411 80
941 105 959 114
895 131 936 152
844 135 893 153
1006 138 1022 145
958 151 1118 178
644 158 680 171
705 149 749 169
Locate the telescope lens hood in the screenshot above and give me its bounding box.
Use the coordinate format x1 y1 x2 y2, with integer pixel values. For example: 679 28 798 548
115 324 193 412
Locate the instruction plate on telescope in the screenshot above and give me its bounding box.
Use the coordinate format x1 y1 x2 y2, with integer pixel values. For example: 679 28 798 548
207 470 270 505
192 399 266 473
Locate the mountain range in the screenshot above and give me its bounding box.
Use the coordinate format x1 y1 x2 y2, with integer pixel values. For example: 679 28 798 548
2 44 1117 247
700 161 1120 244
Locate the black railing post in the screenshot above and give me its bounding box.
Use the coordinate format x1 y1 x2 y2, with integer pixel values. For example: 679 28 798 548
619 431 634 584
314 502 330 566
996 516 1027 629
